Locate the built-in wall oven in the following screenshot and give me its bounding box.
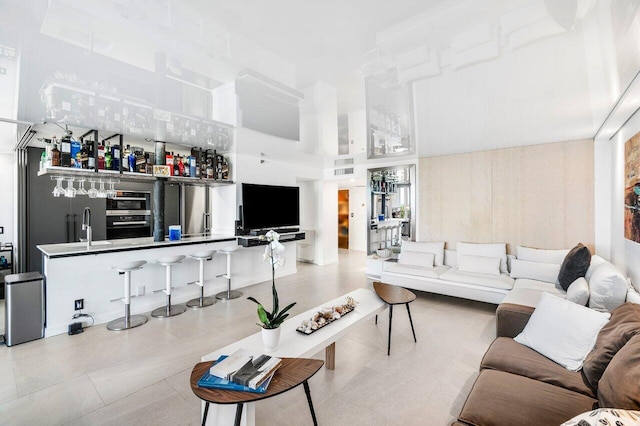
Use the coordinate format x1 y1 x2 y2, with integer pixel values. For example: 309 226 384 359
106 191 152 239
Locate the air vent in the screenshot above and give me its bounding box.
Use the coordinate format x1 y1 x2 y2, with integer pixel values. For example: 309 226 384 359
334 167 354 176
334 158 354 166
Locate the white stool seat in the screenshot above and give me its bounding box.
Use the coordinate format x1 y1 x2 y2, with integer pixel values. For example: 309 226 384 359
151 254 186 318
107 260 148 331
186 250 217 309
219 246 239 254
190 250 216 260
114 260 147 272
156 255 185 265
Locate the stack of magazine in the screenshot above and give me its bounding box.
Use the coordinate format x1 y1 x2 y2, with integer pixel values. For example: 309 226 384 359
198 348 282 394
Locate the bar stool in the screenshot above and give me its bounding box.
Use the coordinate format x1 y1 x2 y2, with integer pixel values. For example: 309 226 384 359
215 246 242 300
151 255 187 318
108 260 149 331
186 250 217 308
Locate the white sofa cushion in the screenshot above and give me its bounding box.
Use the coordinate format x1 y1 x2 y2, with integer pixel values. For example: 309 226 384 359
627 287 640 304
456 242 507 273
458 255 501 276
398 251 434 267
444 249 456 267
514 293 610 371
401 241 445 266
383 262 449 279
509 259 560 284
588 261 628 312
501 288 551 308
516 246 569 264
439 268 515 290
566 277 589 306
513 278 565 295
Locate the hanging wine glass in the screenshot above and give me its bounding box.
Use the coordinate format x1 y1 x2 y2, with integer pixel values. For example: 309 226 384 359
107 180 117 199
52 176 65 197
87 179 98 199
64 177 77 198
77 179 88 196
97 180 108 198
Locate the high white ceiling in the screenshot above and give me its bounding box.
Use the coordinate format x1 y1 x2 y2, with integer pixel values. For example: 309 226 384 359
3 0 639 157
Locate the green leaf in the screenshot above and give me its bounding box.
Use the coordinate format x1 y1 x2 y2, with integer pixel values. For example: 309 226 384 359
278 302 296 318
247 296 261 305
257 305 268 324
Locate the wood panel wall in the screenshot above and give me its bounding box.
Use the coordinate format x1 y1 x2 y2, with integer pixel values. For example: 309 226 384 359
418 139 594 253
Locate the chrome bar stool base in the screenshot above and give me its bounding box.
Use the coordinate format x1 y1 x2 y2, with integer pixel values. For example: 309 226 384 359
151 295 187 318
107 315 148 331
215 289 243 300
187 296 216 308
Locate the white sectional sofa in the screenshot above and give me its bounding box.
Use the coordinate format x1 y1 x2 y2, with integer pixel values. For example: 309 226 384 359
380 241 632 311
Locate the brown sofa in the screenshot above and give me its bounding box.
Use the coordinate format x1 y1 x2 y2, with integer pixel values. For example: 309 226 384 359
454 302 640 426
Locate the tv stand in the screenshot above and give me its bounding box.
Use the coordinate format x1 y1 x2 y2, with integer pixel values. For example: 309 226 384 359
248 228 300 236
238 231 305 247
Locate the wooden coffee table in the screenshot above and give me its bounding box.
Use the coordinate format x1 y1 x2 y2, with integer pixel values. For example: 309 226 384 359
373 281 417 355
191 358 324 426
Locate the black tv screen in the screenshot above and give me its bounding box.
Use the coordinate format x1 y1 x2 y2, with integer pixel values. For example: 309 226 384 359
241 183 300 231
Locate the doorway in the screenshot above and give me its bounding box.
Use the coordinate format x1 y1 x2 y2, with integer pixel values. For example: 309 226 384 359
338 190 349 249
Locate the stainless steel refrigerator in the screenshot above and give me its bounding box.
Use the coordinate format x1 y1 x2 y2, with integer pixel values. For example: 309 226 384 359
181 185 210 237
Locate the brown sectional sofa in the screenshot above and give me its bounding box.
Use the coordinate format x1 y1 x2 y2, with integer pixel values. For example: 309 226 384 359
454 303 640 426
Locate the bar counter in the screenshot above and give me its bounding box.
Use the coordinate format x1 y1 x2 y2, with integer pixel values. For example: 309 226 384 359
37 234 237 258
37 235 299 337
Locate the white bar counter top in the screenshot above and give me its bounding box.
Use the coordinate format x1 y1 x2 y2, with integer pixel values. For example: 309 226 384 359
37 234 237 258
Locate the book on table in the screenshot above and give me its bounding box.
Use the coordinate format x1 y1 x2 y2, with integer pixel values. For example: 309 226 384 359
198 355 276 394
202 349 282 391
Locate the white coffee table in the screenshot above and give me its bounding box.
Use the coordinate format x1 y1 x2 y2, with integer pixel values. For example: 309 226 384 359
200 287 387 425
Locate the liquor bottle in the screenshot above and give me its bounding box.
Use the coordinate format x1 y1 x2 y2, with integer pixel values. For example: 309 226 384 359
178 154 185 177
206 158 213 179
166 152 174 176
112 144 120 171
60 136 71 167
174 153 181 176
97 142 105 170
80 140 88 169
86 140 95 170
51 143 61 167
105 142 113 170
183 156 190 177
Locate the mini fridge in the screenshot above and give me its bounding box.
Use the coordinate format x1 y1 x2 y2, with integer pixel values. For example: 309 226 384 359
4 272 45 346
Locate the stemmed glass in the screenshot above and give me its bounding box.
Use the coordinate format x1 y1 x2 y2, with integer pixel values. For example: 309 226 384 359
76 179 88 196
97 180 107 198
52 176 65 197
64 178 77 198
107 180 117 199
87 179 98 199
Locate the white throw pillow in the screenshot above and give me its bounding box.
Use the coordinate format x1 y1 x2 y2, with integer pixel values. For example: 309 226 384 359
588 262 629 312
457 242 507 273
585 255 607 282
509 259 560 284
398 251 435 268
516 246 569 264
561 408 640 426
458 255 501 276
514 293 610 371
401 241 445 266
566 277 589 306
444 249 457 267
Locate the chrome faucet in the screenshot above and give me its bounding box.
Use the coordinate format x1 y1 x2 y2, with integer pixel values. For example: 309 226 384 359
82 207 92 249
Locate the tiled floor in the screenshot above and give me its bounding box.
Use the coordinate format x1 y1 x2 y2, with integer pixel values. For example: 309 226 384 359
0 250 497 425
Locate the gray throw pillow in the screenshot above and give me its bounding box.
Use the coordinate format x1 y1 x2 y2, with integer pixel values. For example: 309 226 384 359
558 243 592 291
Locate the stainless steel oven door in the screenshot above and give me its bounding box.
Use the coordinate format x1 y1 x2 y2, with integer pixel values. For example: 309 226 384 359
107 215 152 239
106 191 150 212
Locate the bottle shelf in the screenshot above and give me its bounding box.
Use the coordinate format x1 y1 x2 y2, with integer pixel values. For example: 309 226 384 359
38 167 234 186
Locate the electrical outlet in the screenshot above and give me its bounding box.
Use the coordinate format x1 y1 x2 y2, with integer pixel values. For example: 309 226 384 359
136 285 145 296
74 299 84 311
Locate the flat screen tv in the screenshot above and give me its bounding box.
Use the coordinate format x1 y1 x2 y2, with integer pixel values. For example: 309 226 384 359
241 183 300 232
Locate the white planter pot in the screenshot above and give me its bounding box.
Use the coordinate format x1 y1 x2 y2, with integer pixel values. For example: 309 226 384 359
261 327 281 352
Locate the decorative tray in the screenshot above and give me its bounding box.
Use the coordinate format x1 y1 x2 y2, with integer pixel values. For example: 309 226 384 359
296 296 358 335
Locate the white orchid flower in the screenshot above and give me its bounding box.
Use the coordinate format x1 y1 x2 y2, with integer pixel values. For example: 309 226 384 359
263 230 286 269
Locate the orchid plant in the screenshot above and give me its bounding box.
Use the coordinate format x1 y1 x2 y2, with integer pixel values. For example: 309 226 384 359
247 230 296 329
